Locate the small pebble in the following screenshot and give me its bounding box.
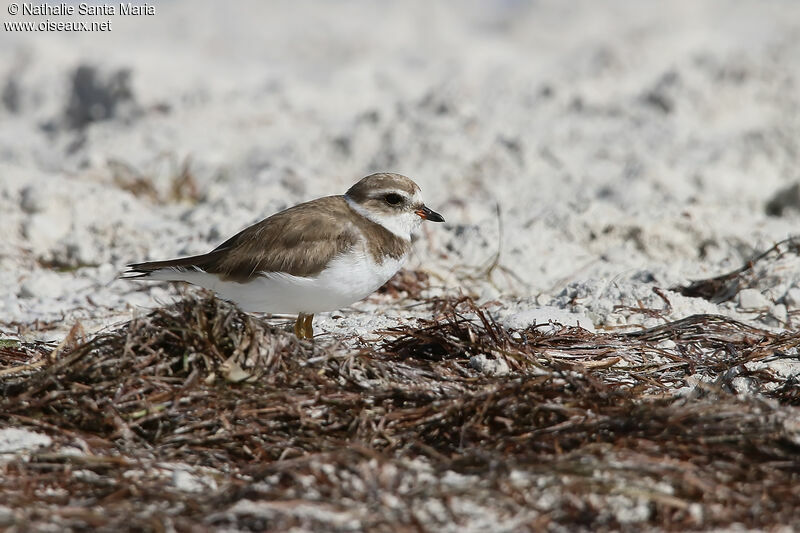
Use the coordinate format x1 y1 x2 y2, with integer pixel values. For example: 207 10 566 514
784 287 800 310
19 185 44 213
469 354 510 376
771 303 788 325
738 288 769 309
172 470 207 493
0 428 52 454
0 505 14 527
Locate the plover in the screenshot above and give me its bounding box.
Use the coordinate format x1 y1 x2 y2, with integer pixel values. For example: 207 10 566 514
125 173 444 339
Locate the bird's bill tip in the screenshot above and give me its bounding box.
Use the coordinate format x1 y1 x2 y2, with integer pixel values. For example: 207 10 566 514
415 205 445 222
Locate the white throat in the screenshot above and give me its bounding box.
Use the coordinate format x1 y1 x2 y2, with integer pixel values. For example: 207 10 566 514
345 196 417 240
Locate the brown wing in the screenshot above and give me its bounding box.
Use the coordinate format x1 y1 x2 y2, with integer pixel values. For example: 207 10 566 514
127 196 359 281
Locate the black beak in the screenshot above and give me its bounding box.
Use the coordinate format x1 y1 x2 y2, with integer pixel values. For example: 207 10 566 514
415 205 445 222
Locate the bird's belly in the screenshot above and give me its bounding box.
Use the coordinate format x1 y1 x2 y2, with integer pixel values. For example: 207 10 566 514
206 251 406 314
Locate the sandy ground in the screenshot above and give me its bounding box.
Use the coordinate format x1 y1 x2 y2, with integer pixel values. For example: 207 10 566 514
2 0 800 339
1 1 800 529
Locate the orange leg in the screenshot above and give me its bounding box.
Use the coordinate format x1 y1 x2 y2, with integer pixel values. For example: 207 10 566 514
294 313 314 339
294 314 305 338
303 313 314 339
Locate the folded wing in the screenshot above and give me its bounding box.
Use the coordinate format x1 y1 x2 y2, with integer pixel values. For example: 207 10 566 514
125 196 359 282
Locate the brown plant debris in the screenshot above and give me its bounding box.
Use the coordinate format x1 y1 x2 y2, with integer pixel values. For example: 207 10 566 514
1 296 799 531
670 236 800 302
109 155 204 205
376 268 430 299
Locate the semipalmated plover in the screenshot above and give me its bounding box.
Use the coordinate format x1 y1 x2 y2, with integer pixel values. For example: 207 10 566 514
125 173 444 339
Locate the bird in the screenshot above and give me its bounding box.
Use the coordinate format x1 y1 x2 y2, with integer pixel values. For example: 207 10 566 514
124 173 444 339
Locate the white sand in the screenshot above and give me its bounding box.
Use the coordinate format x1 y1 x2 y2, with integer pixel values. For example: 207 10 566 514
1 0 799 340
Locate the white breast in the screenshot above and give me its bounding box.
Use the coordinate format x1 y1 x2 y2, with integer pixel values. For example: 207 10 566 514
307 249 406 310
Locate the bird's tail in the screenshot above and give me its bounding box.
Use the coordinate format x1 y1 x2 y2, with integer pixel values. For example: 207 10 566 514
121 253 218 281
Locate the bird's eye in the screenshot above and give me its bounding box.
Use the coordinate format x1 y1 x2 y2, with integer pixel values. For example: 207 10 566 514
384 193 404 205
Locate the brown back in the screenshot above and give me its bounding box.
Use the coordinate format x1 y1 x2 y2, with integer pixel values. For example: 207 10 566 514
128 195 409 282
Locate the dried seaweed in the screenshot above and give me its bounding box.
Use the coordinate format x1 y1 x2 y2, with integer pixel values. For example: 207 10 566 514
376 268 430 300
670 236 800 302
1 295 799 531
108 154 203 206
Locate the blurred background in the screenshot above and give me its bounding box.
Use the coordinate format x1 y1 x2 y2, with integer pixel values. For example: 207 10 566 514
1 0 799 332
